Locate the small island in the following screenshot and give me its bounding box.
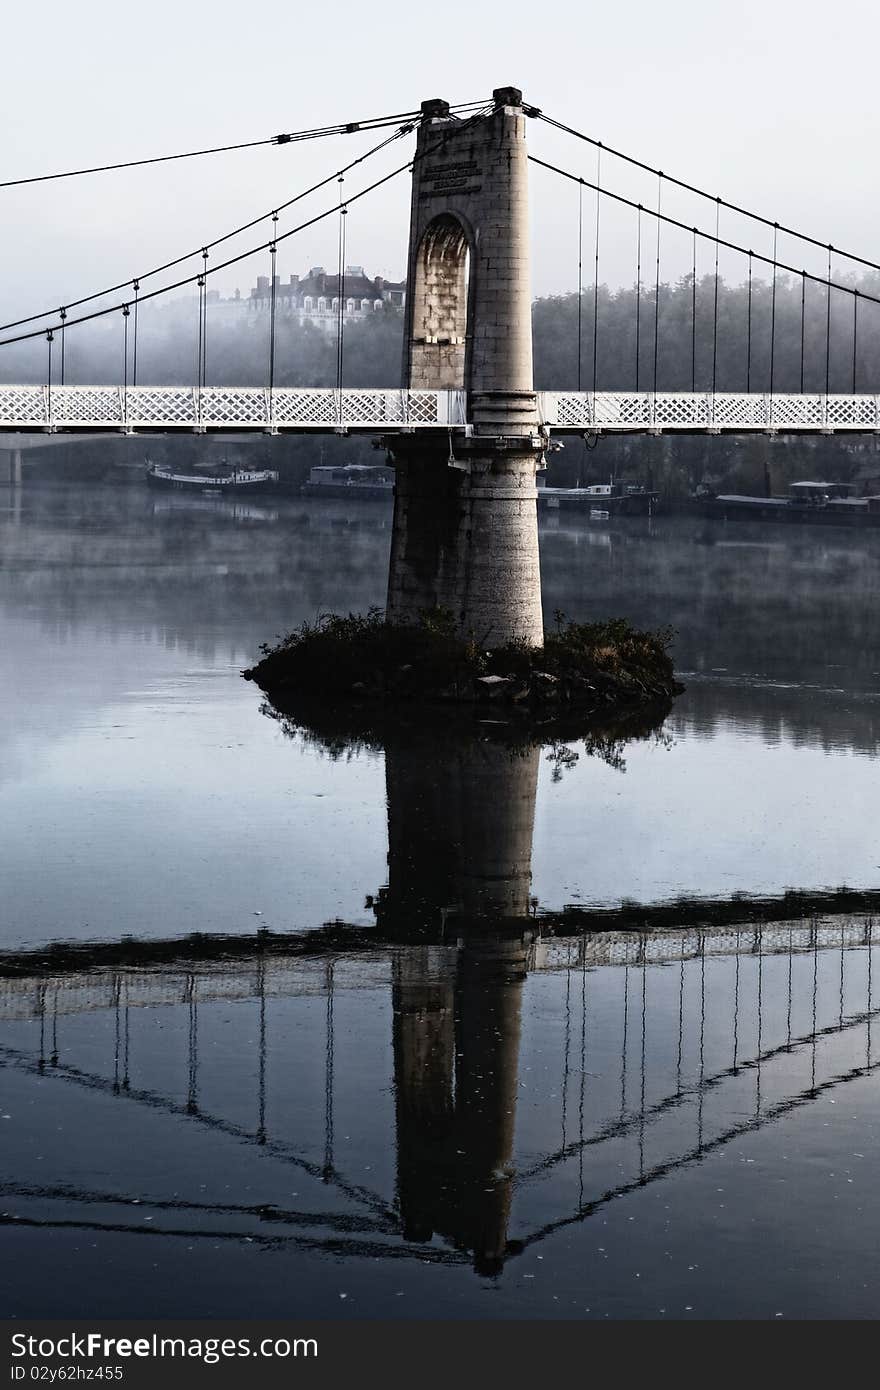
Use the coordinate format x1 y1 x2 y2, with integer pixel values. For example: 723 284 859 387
244 607 684 719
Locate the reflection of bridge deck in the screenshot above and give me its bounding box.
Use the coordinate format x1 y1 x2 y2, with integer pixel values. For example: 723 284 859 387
1 914 875 1274
1 916 874 1020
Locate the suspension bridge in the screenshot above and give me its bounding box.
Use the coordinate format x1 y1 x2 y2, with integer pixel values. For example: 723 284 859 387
5 85 879 642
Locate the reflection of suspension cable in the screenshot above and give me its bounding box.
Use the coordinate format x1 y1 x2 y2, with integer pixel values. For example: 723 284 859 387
697 937 705 1151
620 960 630 1119
324 961 335 1179
578 939 587 1208
258 957 267 1144
787 927 794 1049
733 944 740 1071
677 954 684 1094
811 922 819 1094
639 949 647 1181
561 944 572 1149
756 932 763 1120
868 922 874 1067
187 975 199 1114
113 974 121 1092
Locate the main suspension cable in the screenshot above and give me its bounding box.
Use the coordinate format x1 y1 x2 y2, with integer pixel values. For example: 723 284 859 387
0 102 483 192
0 106 493 350
0 123 414 335
529 155 880 312
535 109 880 279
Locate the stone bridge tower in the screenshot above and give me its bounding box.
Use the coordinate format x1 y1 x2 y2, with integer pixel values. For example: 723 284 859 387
385 88 545 648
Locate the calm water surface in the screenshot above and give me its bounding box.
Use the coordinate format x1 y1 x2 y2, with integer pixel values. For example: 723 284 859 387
1 482 879 1318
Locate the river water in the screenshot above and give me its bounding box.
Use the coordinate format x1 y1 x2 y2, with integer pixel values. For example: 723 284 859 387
1 482 878 1319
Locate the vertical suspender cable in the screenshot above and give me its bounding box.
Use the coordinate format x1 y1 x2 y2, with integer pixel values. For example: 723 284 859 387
591 145 601 398
200 248 209 390
46 330 53 426
122 303 130 426
59 307 66 386
825 245 833 400
635 205 642 391
268 216 278 415
336 177 347 426
652 173 662 409
577 180 584 390
691 228 697 392
746 251 753 393
132 280 139 387
711 199 720 401
769 224 778 417
196 270 205 426
852 290 859 394
800 270 806 394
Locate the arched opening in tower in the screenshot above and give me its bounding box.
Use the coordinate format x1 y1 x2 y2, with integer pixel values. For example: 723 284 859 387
410 213 471 390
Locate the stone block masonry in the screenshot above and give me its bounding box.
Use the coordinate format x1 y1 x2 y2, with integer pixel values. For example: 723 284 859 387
386 89 545 647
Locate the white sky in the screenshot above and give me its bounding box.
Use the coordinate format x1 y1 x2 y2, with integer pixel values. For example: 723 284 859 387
1 0 878 326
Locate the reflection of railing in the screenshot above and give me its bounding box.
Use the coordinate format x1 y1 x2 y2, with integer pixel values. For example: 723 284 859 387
0 920 875 1267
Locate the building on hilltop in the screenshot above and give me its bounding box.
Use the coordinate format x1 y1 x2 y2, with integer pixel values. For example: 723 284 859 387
247 266 406 328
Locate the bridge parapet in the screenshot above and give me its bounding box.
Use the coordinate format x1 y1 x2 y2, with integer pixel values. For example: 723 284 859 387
539 390 880 432
0 385 467 433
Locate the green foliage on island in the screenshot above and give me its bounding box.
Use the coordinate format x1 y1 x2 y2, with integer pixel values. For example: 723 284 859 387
244 606 682 716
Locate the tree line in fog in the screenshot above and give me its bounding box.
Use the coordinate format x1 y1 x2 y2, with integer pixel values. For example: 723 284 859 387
3 272 880 395
8 277 880 499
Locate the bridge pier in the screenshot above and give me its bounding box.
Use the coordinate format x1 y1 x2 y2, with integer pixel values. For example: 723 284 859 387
2 448 22 487
386 88 545 648
386 437 542 647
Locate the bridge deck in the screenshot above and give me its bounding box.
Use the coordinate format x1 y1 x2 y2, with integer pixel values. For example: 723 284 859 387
2 385 880 434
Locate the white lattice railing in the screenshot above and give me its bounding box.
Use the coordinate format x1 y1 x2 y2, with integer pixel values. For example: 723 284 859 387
538 390 880 431
3 384 880 433
0 386 468 432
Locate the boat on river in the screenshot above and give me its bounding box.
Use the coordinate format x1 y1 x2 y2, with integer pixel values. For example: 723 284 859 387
537 481 658 516
702 480 880 527
146 460 279 493
300 462 395 500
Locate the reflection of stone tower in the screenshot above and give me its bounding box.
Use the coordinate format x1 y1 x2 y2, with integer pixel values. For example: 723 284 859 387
391 935 528 1274
385 88 544 648
379 735 540 933
383 729 537 1270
